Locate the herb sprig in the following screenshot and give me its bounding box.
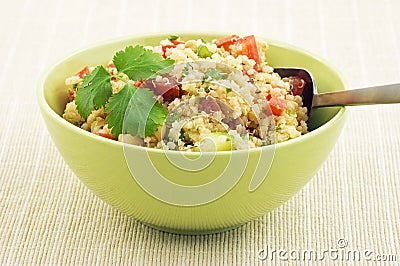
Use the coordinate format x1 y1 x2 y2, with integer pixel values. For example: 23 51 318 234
74 45 174 137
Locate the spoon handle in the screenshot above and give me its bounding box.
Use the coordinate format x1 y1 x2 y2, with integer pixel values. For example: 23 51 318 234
313 83 400 107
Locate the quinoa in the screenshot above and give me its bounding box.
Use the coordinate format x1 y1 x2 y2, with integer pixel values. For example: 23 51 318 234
62 35 309 151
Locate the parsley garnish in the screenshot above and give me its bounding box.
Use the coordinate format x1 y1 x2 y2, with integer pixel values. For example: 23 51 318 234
74 45 174 137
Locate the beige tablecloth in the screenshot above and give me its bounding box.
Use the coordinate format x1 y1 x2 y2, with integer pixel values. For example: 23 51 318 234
1 0 399 264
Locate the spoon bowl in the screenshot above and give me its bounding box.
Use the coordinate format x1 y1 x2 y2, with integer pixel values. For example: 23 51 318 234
275 67 400 125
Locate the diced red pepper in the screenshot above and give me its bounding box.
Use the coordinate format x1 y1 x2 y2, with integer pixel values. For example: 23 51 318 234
108 63 117 78
96 132 115 140
77 66 90 78
160 40 185 58
216 35 240 51
171 39 184 45
269 97 287 116
134 81 143 87
161 45 176 58
68 90 75 102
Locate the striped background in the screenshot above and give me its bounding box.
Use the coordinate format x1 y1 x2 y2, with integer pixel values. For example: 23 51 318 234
1 0 399 264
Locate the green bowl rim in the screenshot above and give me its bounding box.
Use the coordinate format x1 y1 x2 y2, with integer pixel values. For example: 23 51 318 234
36 31 347 155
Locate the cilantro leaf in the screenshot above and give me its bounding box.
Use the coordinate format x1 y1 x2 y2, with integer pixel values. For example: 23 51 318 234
75 66 112 118
105 83 168 137
105 83 135 136
113 45 174 81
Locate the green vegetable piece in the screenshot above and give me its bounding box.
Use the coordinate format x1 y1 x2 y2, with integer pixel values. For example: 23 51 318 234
170 111 179 122
285 109 296 115
113 45 174 81
204 68 227 81
181 63 193 78
262 140 271 146
106 83 168 137
168 35 179 41
75 66 112 118
182 66 189 78
198 45 213 58
226 88 232 93
200 132 232 151
179 129 186 142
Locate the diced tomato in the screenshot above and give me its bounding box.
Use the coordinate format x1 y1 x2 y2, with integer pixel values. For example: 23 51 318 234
269 97 287 116
266 93 272 101
215 35 240 51
108 63 117 78
134 81 143 87
216 35 260 68
235 35 260 64
160 40 185 58
96 132 115 140
288 76 306 96
161 45 176 58
68 90 75 102
77 66 90 78
171 39 184 45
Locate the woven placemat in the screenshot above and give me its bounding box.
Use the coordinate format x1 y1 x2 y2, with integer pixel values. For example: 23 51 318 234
1 0 399 264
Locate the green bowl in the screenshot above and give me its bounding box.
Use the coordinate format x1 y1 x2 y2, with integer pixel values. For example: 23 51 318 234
37 33 347 234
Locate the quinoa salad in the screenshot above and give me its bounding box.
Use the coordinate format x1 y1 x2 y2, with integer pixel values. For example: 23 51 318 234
62 35 308 151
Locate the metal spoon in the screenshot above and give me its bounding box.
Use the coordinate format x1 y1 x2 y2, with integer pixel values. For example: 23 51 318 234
274 68 400 116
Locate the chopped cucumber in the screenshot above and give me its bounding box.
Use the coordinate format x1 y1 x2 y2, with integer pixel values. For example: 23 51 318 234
198 45 213 58
199 132 232 151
